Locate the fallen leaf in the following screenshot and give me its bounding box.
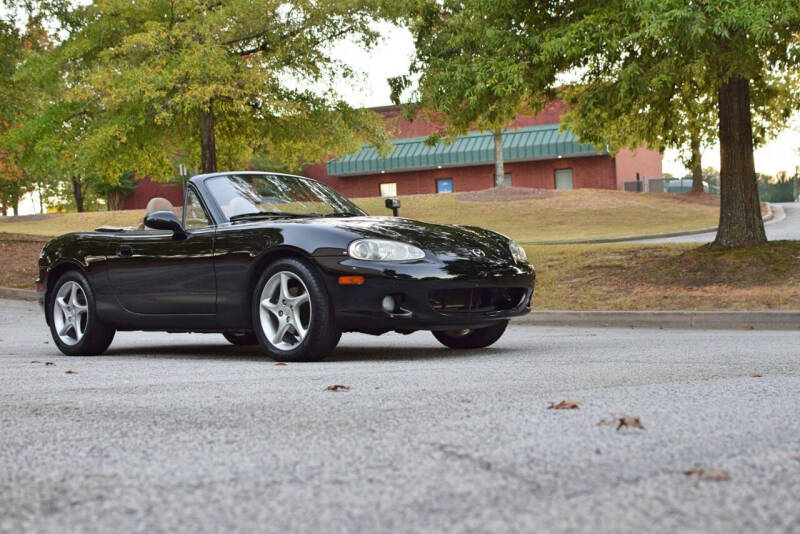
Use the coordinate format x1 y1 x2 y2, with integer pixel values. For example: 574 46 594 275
274 362 287 366
30 360 41 364
43 341 49 344
789 455 800 462
64 370 77 374
459 398 471 403
548 400 582 410
326 384 350 392
751 374 763 378
684 468 729 481
598 414 644 430
616 415 644 430
45 362 55 366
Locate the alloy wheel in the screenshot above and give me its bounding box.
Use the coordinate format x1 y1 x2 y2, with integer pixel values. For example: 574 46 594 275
258 271 312 351
53 281 89 345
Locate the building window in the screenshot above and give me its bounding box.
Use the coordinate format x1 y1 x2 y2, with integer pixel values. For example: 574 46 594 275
436 178 453 194
554 168 574 190
379 182 397 197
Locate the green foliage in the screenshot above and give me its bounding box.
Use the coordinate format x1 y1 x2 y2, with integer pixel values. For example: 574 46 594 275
389 0 559 141
4 0 391 209
757 172 797 202
51 0 389 181
555 2 800 166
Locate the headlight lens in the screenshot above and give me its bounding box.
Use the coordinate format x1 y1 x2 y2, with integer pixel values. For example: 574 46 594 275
509 240 527 263
348 239 425 261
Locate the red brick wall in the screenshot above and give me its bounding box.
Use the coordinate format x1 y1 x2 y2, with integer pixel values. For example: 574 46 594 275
375 100 568 140
304 155 617 198
122 176 184 210
613 148 663 189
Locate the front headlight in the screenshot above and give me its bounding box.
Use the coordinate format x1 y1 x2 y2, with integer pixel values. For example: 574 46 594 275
348 239 425 261
509 240 527 263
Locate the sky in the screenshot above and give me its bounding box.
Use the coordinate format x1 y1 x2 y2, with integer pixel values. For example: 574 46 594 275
332 24 800 179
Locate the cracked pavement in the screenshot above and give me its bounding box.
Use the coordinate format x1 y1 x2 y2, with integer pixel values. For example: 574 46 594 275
1 297 799 533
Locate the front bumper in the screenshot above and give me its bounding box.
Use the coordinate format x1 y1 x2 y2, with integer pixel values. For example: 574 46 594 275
318 256 535 333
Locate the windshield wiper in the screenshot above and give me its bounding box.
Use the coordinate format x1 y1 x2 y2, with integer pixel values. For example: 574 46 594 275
322 212 363 218
229 211 315 222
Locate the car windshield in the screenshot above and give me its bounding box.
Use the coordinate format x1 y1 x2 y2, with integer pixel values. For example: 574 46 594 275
206 174 366 221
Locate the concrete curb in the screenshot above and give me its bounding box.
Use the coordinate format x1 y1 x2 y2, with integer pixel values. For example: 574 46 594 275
0 287 37 302
519 203 776 246
514 310 800 330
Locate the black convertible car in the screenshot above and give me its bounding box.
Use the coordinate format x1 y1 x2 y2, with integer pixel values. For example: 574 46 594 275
37 172 535 361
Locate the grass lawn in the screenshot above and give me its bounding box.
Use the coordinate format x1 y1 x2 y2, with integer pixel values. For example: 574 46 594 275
0 210 145 237
0 188 719 242
528 241 800 310
356 189 720 242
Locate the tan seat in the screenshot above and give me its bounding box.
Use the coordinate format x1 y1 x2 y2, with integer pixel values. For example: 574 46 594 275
138 197 176 230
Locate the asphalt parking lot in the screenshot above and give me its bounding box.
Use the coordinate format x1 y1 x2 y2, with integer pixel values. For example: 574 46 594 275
1 297 799 533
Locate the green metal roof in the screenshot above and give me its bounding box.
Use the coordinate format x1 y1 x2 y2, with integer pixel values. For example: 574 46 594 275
327 124 604 176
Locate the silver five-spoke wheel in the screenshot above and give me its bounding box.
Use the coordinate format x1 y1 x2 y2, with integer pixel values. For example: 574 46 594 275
259 271 312 351
52 281 88 345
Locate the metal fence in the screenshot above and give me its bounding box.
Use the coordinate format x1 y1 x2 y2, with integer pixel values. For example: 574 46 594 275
623 177 717 194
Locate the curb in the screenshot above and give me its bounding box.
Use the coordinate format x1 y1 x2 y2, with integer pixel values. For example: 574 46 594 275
0 287 37 302
519 203 776 246
514 310 800 330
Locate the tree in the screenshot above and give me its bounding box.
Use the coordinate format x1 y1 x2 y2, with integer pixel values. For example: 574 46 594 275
46 0 389 182
560 63 718 195
388 1 558 188
544 0 800 248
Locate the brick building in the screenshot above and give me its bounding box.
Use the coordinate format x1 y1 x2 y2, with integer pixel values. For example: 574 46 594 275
302 101 662 198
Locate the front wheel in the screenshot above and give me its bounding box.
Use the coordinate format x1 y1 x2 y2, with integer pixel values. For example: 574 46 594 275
432 321 508 349
252 258 341 362
48 270 115 356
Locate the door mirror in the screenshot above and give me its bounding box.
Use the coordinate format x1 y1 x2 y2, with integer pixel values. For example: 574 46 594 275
143 210 188 240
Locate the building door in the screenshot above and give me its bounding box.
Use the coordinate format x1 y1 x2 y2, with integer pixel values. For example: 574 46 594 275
554 168 574 190
502 173 512 187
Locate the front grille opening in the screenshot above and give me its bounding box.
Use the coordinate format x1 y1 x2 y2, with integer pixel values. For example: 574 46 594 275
428 288 527 313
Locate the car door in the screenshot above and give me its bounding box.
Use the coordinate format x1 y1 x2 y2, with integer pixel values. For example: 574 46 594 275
107 187 217 315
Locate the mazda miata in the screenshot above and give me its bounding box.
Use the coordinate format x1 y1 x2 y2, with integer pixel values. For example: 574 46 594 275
37 172 535 361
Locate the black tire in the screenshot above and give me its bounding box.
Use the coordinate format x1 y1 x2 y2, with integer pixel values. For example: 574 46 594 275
251 258 341 362
47 270 115 356
222 332 259 346
432 321 509 349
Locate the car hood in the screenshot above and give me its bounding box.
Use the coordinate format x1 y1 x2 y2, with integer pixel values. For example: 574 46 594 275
306 216 516 263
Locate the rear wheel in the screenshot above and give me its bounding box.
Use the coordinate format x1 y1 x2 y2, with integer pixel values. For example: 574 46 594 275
223 332 258 346
252 258 341 362
48 270 115 356
432 321 508 349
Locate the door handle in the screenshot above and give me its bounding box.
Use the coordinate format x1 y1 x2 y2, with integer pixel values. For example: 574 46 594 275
117 246 133 257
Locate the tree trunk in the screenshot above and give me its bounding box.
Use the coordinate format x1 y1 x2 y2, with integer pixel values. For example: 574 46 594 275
689 135 704 194
199 101 217 174
12 197 19 216
493 129 504 187
712 76 766 249
71 175 84 212
1 203 6 216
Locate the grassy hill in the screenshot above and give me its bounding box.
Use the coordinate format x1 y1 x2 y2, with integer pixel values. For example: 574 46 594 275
0 188 719 242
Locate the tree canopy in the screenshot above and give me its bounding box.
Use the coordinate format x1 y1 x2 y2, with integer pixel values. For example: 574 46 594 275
392 0 800 248
5 0 391 202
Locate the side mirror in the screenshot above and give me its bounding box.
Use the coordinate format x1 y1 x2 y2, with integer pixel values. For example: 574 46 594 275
384 197 400 217
144 210 188 240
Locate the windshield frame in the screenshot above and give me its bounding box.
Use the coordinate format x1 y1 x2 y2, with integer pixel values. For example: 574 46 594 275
199 172 367 223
